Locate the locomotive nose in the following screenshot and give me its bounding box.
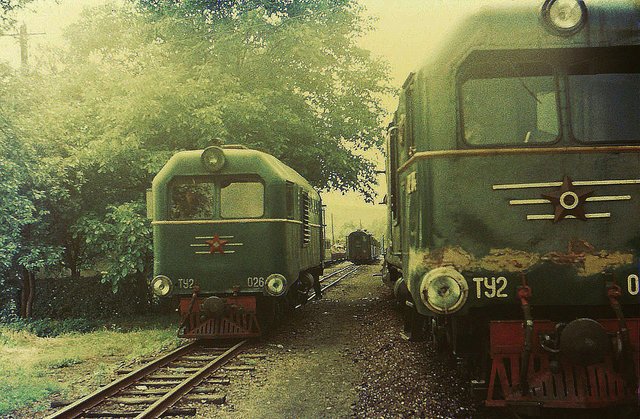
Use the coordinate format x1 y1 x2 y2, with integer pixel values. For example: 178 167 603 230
559 318 612 365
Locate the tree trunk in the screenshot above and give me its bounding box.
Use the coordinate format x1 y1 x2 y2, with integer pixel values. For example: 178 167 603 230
19 268 35 318
26 270 34 318
135 271 150 312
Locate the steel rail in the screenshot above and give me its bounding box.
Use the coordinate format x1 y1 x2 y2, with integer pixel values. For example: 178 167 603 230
319 263 356 283
320 266 359 293
45 341 202 419
135 340 247 418
304 265 359 303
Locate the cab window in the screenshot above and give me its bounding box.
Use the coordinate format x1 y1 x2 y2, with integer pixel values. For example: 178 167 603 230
460 62 559 146
568 52 639 143
169 176 264 220
169 178 216 221
220 180 264 218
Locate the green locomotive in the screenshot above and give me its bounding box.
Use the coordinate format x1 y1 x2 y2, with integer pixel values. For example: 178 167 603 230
149 145 323 338
384 0 639 411
346 230 380 264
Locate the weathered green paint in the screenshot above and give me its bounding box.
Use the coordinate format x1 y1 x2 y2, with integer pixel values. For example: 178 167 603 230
385 0 640 317
151 147 322 297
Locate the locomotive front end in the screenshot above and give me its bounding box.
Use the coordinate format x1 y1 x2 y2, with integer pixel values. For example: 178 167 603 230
387 0 639 411
150 146 323 338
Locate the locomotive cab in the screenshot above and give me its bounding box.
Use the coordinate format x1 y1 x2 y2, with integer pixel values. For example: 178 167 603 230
150 145 323 338
385 0 639 411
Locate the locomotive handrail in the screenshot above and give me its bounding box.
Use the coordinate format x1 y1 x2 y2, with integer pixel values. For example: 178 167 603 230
397 145 640 173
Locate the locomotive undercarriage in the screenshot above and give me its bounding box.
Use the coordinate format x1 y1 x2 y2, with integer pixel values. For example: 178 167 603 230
177 271 320 339
397 283 639 411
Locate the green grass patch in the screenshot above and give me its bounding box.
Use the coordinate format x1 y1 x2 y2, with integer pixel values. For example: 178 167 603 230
0 313 181 416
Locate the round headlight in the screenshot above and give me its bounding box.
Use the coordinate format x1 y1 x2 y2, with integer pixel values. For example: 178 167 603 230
541 0 587 36
419 267 469 314
151 275 173 297
201 146 226 171
264 273 287 297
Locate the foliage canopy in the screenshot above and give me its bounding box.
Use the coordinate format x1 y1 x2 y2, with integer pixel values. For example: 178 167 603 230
0 0 391 308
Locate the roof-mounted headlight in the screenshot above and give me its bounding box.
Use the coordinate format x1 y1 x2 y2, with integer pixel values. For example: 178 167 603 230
264 273 287 297
419 267 469 314
151 275 173 297
541 0 587 36
201 146 226 171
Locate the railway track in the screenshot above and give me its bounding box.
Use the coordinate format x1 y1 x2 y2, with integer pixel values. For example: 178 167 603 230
305 263 359 303
46 340 248 419
48 264 358 418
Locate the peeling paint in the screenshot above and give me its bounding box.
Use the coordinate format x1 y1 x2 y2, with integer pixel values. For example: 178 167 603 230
582 252 634 276
541 239 635 276
417 243 633 277
421 247 540 272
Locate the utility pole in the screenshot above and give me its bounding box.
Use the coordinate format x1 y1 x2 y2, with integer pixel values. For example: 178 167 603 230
331 213 335 244
0 23 46 73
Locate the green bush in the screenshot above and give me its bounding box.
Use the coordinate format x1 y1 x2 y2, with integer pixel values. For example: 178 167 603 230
7 318 101 337
33 274 151 320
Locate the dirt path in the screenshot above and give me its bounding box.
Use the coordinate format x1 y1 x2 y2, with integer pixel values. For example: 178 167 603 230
198 263 375 418
195 263 482 418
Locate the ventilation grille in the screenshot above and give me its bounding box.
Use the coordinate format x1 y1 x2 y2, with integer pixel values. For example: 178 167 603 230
302 192 310 245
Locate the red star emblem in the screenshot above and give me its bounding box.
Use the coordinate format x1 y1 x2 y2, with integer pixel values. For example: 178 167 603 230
541 175 594 223
205 233 228 254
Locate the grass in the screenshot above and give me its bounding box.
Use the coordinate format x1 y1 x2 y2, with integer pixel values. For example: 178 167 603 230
0 314 181 416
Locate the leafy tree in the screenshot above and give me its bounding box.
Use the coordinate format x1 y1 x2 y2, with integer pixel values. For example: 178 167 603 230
131 0 392 198
5 0 390 295
0 64 63 319
0 0 33 29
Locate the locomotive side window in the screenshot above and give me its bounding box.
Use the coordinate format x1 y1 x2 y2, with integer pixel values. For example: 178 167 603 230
170 177 216 220
568 52 640 143
220 180 264 218
460 62 559 146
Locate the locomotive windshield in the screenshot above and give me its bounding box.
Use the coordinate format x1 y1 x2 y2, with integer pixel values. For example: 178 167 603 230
568 51 640 143
460 62 559 145
459 48 640 146
169 175 264 220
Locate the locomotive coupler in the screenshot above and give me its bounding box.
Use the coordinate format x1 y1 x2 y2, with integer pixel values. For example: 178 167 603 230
517 280 533 396
179 285 200 331
538 323 564 374
606 283 637 386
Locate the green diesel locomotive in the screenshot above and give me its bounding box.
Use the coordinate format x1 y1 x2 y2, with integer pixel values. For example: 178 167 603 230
149 145 323 338
346 230 380 264
384 0 639 411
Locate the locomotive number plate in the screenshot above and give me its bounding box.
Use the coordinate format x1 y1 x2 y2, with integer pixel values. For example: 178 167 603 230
628 274 639 296
247 277 265 288
472 276 508 299
177 278 195 289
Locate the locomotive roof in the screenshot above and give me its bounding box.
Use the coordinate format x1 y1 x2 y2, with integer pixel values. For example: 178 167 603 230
419 0 640 74
153 147 317 194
